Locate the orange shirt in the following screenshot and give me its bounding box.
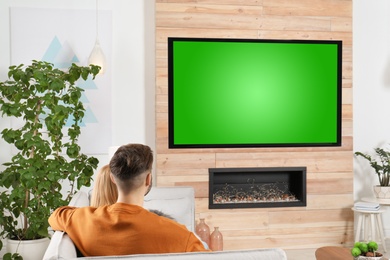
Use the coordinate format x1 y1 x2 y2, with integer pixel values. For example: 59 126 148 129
49 203 209 256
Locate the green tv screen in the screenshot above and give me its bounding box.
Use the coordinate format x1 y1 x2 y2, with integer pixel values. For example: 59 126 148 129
168 38 342 148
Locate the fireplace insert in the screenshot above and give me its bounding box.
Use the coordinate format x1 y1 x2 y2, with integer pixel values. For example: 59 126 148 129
209 167 307 209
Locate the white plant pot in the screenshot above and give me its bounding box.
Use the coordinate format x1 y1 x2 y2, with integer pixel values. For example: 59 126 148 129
356 256 384 260
373 185 390 199
6 237 50 260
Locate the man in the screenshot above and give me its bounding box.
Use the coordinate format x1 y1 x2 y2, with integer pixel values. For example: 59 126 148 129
49 143 209 256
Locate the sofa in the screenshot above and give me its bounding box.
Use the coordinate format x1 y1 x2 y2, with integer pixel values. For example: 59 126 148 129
43 187 287 260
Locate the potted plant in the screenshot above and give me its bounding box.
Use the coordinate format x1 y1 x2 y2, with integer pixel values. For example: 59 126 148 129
355 147 390 199
0 60 100 259
351 241 383 259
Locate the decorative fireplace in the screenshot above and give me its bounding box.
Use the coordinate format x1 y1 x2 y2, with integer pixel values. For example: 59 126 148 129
209 167 307 209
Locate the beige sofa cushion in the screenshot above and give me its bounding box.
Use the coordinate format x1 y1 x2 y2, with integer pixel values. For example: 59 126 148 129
143 186 195 231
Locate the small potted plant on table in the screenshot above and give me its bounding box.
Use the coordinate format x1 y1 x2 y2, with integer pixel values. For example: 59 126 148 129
355 147 390 199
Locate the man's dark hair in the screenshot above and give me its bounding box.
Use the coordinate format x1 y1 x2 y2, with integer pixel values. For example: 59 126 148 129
109 143 153 193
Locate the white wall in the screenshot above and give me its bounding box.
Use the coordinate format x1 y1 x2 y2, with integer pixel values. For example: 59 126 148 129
0 0 155 172
353 0 390 236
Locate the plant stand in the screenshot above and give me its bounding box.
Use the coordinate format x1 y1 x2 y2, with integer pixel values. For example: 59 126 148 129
351 207 387 253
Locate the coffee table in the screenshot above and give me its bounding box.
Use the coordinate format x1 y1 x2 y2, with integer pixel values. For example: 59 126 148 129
315 246 353 260
316 246 389 260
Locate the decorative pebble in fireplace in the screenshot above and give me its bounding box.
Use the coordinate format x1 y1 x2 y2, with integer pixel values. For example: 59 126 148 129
209 167 307 209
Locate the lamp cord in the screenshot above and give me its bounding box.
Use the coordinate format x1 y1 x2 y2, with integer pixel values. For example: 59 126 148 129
95 0 99 39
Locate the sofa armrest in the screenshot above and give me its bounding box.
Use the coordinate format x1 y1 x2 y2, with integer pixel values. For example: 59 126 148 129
43 231 78 260
43 191 89 259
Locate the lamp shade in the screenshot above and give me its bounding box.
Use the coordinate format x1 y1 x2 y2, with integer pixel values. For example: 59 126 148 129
88 38 106 74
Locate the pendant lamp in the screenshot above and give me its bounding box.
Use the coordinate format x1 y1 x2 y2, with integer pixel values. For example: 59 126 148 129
88 0 106 74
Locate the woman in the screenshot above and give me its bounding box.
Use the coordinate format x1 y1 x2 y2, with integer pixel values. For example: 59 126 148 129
90 164 117 207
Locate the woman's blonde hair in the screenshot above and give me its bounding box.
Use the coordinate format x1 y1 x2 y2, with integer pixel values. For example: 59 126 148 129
90 165 118 207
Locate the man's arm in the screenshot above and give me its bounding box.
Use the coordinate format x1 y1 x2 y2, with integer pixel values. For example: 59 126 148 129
49 206 77 231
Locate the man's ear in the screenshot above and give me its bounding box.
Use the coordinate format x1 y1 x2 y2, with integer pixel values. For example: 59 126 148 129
144 172 153 196
145 173 152 186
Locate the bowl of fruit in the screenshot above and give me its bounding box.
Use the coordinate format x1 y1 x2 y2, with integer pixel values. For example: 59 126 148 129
351 241 384 259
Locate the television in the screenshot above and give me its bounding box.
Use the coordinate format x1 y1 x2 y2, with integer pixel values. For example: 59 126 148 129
168 37 342 149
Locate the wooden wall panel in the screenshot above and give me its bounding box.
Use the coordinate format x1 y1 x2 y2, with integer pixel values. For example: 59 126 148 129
155 0 353 251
